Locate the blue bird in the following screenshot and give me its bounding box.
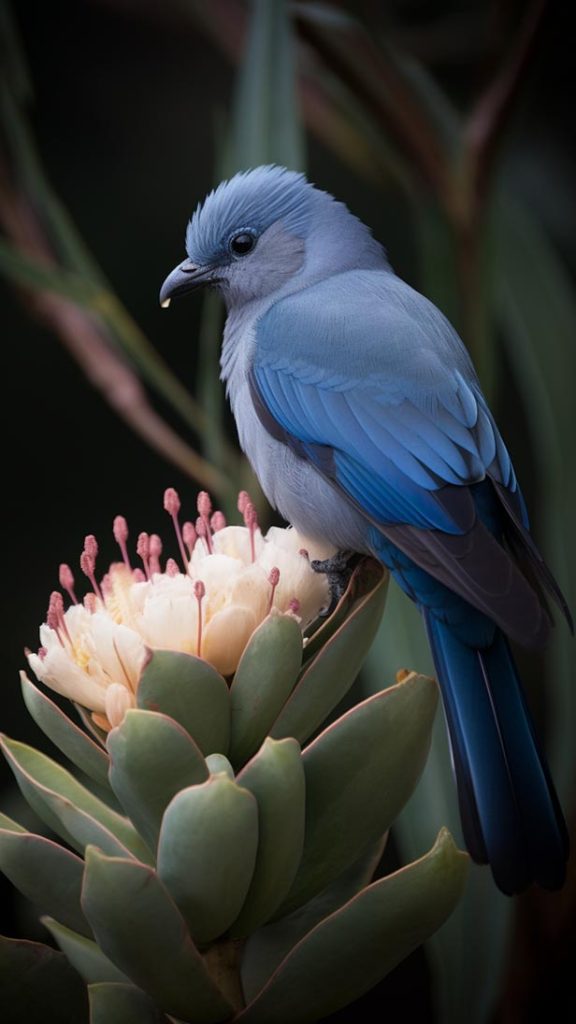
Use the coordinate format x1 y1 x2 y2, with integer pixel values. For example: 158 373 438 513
160 165 571 894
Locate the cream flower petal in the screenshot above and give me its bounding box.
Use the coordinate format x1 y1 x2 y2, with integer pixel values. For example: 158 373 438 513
139 592 199 654
209 525 264 564
27 648 107 712
264 526 337 562
202 605 259 676
29 493 336 711
88 613 144 689
105 683 136 728
227 563 271 623
258 540 329 626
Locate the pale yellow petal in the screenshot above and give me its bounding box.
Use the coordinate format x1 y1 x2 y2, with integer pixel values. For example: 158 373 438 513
228 564 270 623
27 647 107 712
105 683 135 729
139 592 198 654
201 605 258 676
211 525 264 564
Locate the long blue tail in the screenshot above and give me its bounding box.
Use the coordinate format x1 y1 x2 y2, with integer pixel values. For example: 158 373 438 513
423 612 568 894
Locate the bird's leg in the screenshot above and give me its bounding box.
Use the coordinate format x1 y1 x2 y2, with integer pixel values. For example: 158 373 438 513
310 550 360 616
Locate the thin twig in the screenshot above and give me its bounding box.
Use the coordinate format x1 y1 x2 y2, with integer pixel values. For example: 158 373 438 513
463 0 548 208
0 175 230 498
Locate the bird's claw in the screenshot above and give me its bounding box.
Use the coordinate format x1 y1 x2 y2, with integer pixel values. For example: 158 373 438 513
310 550 360 616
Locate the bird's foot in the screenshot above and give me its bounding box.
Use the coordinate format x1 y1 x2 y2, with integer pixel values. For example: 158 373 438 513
310 550 360 616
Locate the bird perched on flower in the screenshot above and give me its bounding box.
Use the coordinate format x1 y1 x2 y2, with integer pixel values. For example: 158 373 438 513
160 165 571 895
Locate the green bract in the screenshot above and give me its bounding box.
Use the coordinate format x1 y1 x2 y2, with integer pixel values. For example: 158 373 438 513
0 560 468 1023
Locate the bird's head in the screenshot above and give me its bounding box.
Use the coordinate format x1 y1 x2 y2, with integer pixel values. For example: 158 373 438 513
159 165 386 309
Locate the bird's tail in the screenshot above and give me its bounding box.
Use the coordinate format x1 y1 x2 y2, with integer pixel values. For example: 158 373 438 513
423 611 568 894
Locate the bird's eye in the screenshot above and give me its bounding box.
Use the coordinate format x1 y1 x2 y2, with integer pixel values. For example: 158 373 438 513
230 232 256 257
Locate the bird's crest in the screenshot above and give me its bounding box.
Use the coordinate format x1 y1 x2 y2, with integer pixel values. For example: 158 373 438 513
185 165 313 267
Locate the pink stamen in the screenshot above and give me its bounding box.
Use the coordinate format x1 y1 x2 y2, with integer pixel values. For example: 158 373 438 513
197 491 212 518
59 564 78 604
238 491 250 515
164 486 188 571
38 646 47 660
80 549 103 601
132 567 146 583
211 510 226 532
196 517 212 555
84 534 98 560
84 593 97 613
47 592 64 635
289 598 301 615
47 591 74 648
149 534 162 575
267 567 280 613
243 501 258 562
137 532 151 580
197 491 213 553
113 515 131 569
166 558 179 577
194 579 205 657
183 521 197 558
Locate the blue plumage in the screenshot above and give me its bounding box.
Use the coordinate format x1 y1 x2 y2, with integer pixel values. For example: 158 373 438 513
160 165 570 894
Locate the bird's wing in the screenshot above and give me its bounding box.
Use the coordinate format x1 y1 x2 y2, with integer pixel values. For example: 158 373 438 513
251 271 565 643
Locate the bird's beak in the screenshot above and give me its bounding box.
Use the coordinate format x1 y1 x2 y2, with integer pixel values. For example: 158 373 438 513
159 259 218 307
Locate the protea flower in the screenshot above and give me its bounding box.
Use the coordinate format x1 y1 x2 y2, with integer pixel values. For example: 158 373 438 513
0 487 468 1023
25 488 331 733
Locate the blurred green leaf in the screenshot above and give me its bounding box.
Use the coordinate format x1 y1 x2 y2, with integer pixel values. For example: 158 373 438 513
20 674 110 788
0 934 89 1024
0 828 89 937
88 982 169 1024
43 918 129 985
492 192 576 802
233 0 304 171
0 736 150 862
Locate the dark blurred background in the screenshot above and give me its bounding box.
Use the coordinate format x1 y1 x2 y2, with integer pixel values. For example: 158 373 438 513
1 1 575 1021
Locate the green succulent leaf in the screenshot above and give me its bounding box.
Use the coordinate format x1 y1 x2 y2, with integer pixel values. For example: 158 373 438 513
271 563 388 744
231 738 305 937
107 710 208 851
206 753 235 778
0 935 89 1024
88 982 169 1024
43 918 129 985
0 811 26 832
81 847 232 1022
137 650 230 756
278 672 438 913
0 735 151 863
157 774 259 945
241 834 387 1003
0 828 89 937
302 558 386 663
229 613 303 767
238 829 468 1022
20 673 110 787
